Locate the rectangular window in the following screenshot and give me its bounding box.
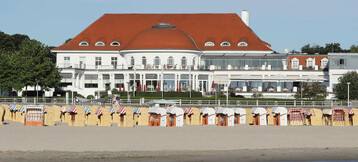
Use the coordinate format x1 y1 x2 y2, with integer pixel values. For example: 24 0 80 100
95 57 102 69
307 60 313 67
111 57 117 69
292 61 299 69
79 56 86 69
334 109 345 122
339 59 345 69
289 109 303 121
64 57 70 68
85 84 98 88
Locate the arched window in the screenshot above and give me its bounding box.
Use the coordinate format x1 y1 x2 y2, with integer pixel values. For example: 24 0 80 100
142 56 146 65
154 56 160 67
167 56 174 68
79 41 89 46
220 42 230 46
110 41 120 46
181 57 187 67
204 42 215 46
95 41 105 46
130 56 135 66
238 42 248 46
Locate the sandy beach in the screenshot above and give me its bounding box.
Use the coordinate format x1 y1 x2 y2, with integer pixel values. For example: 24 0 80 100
1 121 358 161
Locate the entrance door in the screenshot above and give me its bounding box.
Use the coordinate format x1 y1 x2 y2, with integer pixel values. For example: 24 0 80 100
254 115 260 125
199 81 208 94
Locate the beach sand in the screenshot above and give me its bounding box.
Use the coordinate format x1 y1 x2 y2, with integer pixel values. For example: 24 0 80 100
1 121 358 161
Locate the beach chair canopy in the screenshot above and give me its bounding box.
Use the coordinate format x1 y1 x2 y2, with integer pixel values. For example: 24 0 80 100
271 107 287 115
216 108 234 116
200 107 215 115
232 108 246 115
148 107 167 115
323 109 332 115
167 107 184 115
251 107 267 115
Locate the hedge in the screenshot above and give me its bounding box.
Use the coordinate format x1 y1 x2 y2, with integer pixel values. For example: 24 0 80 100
111 91 202 98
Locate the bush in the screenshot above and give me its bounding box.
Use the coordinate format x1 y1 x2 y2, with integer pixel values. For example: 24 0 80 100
87 95 94 99
111 91 202 98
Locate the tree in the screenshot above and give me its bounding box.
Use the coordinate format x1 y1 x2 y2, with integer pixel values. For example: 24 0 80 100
350 44 358 53
0 31 16 51
17 40 61 93
64 38 72 44
11 33 30 50
0 50 26 93
334 71 358 99
295 82 327 100
301 43 327 54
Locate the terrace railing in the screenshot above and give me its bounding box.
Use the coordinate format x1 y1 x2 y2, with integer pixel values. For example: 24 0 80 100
0 98 354 108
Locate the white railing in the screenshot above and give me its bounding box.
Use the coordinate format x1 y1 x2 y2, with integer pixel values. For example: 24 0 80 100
0 98 353 108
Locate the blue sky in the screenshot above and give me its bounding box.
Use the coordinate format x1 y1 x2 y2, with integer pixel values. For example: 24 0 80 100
1 0 357 52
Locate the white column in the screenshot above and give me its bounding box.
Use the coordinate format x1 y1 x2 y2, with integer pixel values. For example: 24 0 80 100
72 73 76 87
110 74 115 90
174 74 178 91
143 74 146 91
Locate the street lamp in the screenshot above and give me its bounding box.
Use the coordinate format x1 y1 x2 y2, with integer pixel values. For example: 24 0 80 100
347 82 350 107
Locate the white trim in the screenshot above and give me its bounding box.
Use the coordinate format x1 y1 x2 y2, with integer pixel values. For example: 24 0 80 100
95 41 105 46
238 42 248 46
306 57 315 67
51 50 120 54
120 49 201 54
202 50 273 54
220 42 231 46
204 42 215 46
79 41 89 46
110 41 121 46
291 57 299 69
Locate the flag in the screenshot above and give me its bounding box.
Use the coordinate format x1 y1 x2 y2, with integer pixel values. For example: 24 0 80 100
157 80 160 92
138 80 142 92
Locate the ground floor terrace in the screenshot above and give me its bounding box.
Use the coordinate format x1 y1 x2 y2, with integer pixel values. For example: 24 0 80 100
57 68 330 98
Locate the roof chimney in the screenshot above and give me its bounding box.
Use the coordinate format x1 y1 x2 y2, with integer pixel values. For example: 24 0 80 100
241 10 249 27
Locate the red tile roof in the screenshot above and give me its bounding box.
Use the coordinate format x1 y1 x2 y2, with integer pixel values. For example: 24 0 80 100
53 13 272 51
124 28 199 50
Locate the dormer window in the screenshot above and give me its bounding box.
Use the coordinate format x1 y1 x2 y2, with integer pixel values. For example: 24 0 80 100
110 41 120 46
79 41 89 46
95 41 105 46
238 42 248 46
220 42 230 46
204 42 215 46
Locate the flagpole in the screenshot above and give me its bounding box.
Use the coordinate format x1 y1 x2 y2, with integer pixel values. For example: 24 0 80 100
133 65 136 97
161 64 164 98
189 64 192 98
